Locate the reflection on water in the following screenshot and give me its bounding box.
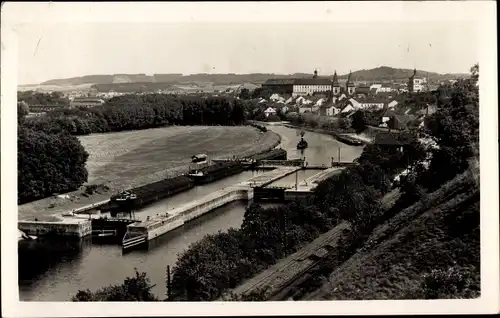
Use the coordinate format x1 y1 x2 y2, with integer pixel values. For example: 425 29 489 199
267 124 364 165
18 123 363 301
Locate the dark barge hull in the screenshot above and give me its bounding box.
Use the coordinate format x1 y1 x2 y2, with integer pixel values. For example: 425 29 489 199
104 176 195 213
189 162 246 184
249 148 287 161
335 135 364 146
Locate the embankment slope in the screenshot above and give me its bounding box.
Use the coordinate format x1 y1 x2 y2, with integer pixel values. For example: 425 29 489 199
303 167 480 300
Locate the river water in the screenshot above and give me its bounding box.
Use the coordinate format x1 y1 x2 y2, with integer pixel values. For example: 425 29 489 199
18 124 364 301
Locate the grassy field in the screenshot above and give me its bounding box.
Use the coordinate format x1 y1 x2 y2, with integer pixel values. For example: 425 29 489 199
18 126 280 220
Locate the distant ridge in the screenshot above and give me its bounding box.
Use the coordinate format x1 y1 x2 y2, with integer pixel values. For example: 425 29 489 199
337 66 468 82
28 67 468 92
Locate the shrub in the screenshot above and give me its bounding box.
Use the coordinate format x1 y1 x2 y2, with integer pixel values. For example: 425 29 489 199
72 269 158 301
18 127 89 203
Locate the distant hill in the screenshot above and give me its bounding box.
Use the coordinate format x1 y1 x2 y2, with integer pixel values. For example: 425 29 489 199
42 75 115 86
32 67 468 92
338 66 468 82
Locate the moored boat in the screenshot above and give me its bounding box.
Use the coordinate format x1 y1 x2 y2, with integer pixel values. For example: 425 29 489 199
297 138 308 150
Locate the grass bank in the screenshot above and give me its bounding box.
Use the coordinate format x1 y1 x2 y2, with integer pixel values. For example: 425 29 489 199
18 125 280 220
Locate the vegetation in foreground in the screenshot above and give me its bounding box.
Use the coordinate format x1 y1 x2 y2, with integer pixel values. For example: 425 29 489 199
70 64 479 301
303 168 479 300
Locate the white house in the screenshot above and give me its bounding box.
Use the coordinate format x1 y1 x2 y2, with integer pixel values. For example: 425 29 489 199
315 98 326 106
388 100 398 109
320 105 340 117
264 107 277 117
359 101 385 110
69 97 105 108
414 77 427 85
296 96 313 106
413 84 425 92
349 98 361 109
341 104 355 114
337 93 347 101
376 84 393 94
270 93 285 102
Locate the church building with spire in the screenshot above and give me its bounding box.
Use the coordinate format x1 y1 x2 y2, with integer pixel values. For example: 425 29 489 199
263 69 359 97
345 71 356 95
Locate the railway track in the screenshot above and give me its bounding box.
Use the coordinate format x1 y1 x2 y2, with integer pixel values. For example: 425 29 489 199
229 189 401 300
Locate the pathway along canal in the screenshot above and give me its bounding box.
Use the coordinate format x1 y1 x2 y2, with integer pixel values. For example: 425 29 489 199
18 124 364 301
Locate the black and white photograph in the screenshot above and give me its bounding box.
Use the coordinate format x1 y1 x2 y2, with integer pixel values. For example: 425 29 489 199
1 1 498 316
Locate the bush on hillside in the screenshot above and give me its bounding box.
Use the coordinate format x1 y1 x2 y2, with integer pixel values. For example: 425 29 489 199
18 127 89 204
417 266 480 299
420 70 479 191
72 269 158 301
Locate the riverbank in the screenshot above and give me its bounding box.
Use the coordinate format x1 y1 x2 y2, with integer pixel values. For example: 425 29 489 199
251 120 373 145
18 126 281 220
282 123 373 145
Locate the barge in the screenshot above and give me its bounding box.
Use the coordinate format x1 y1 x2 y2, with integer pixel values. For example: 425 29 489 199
335 134 364 146
103 175 195 215
249 148 287 161
188 161 246 184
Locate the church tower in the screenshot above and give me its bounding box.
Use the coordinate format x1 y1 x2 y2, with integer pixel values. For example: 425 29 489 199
313 69 318 78
331 71 341 96
408 68 417 93
346 71 356 95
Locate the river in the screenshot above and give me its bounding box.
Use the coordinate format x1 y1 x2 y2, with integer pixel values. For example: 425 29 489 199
18 124 364 301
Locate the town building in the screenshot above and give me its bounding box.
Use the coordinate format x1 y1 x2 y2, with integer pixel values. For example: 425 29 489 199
345 71 356 95
292 70 332 97
264 107 277 117
408 69 428 93
28 104 66 113
319 105 340 117
69 97 105 108
263 70 357 98
262 79 294 95
378 109 411 130
374 131 417 151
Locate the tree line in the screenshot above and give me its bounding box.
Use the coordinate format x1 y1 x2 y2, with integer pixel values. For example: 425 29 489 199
18 106 89 204
18 91 70 106
22 94 248 136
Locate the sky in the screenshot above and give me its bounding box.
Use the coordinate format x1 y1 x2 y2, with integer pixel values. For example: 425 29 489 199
5 3 481 85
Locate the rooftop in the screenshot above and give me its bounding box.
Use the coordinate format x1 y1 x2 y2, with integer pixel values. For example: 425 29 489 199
374 131 416 146
293 78 332 86
71 97 104 102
